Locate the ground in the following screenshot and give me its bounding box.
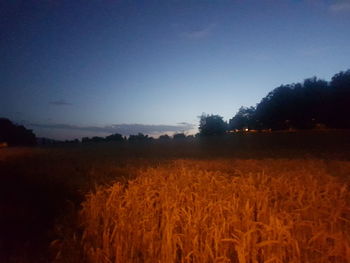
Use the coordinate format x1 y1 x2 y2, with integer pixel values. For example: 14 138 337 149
0 130 349 262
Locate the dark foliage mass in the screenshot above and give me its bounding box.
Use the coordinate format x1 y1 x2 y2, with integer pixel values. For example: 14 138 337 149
128 133 152 142
228 107 256 131
199 114 228 136
228 69 350 131
173 133 186 140
81 133 125 143
0 118 37 146
105 133 124 142
158 134 171 140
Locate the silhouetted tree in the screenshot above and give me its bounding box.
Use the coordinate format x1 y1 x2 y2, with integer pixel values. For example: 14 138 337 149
253 77 331 130
199 114 227 136
64 139 80 144
81 136 104 143
37 137 62 145
0 118 37 146
255 85 296 130
229 106 256 130
329 70 350 128
331 70 350 92
158 134 171 140
81 137 91 143
128 133 150 142
173 133 186 140
228 70 350 131
105 133 124 142
90 136 105 142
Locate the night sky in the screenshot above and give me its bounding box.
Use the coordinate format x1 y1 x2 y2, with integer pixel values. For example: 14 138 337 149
1 0 350 139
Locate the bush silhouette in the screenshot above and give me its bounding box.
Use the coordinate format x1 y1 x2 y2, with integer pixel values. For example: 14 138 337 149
0 118 37 146
173 133 186 140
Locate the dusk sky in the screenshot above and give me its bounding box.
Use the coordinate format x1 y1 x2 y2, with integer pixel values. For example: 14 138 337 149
1 0 350 139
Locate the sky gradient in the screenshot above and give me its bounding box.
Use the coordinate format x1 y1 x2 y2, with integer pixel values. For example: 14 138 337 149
1 0 350 139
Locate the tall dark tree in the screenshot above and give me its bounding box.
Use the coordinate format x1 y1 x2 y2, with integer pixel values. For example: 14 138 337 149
0 118 37 146
229 106 256 130
294 77 329 128
331 70 350 92
226 69 350 132
199 114 227 136
254 77 330 130
329 70 350 128
255 85 296 130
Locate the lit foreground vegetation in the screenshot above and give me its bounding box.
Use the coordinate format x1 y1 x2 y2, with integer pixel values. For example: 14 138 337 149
79 160 350 263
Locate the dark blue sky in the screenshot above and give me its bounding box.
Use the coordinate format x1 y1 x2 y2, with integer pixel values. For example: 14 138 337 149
1 0 350 139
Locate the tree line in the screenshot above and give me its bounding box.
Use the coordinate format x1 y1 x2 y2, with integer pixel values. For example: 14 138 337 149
36 132 193 145
199 69 350 135
1 69 349 146
0 118 193 146
78 132 192 143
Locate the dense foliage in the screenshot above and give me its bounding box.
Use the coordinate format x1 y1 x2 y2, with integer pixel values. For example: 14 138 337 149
228 69 350 131
0 118 36 146
199 114 227 136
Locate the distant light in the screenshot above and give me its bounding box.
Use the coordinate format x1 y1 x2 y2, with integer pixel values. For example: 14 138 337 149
244 128 249 132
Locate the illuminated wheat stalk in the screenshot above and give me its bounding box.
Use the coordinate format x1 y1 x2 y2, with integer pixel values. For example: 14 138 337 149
80 160 350 263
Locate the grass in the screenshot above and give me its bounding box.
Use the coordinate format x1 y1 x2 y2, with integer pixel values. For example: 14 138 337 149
0 130 350 262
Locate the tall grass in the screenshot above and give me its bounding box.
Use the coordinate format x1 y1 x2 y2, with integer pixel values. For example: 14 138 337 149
80 160 350 263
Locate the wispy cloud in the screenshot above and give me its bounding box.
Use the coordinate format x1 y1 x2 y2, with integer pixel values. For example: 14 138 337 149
181 23 216 39
329 0 350 13
49 99 72 106
28 122 196 138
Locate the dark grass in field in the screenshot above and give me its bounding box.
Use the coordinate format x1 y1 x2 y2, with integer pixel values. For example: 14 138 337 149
0 130 349 262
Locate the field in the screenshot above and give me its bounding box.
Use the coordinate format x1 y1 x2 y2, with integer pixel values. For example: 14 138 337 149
1 131 350 262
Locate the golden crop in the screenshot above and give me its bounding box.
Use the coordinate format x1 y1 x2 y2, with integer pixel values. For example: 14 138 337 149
80 159 350 263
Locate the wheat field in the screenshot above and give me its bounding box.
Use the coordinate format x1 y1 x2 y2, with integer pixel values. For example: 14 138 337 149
79 159 350 263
